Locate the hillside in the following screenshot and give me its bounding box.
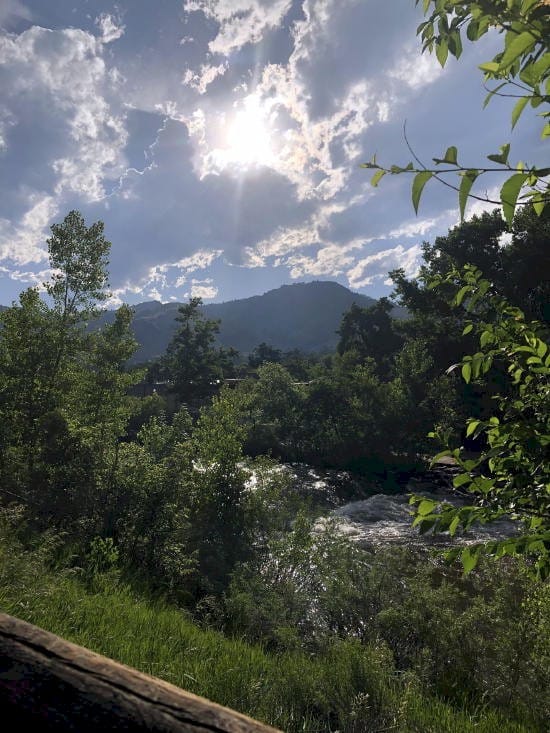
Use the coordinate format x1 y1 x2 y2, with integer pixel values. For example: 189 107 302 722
1 281 405 363
97 281 405 363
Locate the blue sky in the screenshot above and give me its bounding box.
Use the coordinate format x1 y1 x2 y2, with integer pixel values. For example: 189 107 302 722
0 0 543 306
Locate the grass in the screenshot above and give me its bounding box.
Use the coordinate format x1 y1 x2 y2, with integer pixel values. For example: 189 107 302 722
0 534 537 732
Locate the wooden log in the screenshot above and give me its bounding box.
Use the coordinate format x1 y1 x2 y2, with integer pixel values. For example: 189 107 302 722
0 613 281 732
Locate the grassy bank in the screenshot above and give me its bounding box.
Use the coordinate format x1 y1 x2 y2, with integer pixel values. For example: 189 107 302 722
0 532 536 733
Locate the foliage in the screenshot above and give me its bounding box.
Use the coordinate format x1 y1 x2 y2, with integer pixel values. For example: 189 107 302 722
337 297 403 377
0 213 141 530
46 210 110 316
363 0 550 220
410 265 550 578
247 342 283 368
160 296 237 403
1 519 545 731
185 389 251 596
2 206 549 731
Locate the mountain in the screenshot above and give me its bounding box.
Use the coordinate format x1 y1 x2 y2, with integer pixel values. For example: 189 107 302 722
2 282 405 363
120 281 406 363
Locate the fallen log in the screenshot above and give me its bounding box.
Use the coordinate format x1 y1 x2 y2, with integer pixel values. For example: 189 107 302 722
0 613 281 732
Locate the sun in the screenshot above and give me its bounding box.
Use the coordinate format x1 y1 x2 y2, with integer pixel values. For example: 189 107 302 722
224 96 275 168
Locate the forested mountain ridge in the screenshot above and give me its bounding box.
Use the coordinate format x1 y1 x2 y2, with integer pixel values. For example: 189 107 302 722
94 281 406 363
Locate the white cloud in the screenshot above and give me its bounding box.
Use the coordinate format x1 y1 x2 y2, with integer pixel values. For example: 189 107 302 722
0 26 127 202
96 13 125 44
0 194 57 265
184 0 293 55
347 243 423 289
96 249 224 303
465 187 501 219
147 287 163 301
0 106 16 151
0 0 32 28
189 277 218 299
287 240 363 279
389 43 443 89
173 248 223 272
183 63 227 94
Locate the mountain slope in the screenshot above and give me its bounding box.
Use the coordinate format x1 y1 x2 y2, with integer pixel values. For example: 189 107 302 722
2 282 405 363
119 281 383 362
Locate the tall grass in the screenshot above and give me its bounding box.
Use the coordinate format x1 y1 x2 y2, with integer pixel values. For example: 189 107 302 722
0 533 536 732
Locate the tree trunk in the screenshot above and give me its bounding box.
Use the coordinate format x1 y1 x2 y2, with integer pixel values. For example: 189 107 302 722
0 613 280 733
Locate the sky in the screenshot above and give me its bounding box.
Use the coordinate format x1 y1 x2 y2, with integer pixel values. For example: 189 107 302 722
0 0 543 307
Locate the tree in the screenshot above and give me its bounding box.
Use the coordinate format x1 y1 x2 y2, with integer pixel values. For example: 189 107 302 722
0 288 58 495
44 210 111 396
186 389 251 596
361 1 549 573
410 265 550 578
46 210 110 318
337 298 403 376
248 342 283 368
363 0 549 222
0 211 140 536
161 297 237 403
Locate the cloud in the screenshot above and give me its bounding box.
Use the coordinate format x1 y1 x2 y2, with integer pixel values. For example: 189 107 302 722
0 193 57 266
0 25 127 202
96 13 125 44
189 278 218 299
287 240 364 279
183 62 227 94
0 1 538 307
184 0 293 55
347 244 423 289
0 0 32 29
389 43 443 89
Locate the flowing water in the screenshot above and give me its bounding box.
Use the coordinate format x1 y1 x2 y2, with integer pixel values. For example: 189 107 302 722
274 461 518 548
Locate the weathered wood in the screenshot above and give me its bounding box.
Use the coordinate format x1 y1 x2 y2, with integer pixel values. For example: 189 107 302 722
0 613 281 732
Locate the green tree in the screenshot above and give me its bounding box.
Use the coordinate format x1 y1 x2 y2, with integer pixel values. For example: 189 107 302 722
243 363 305 459
186 389 251 596
0 211 140 536
337 297 403 376
248 342 283 368
161 297 237 403
0 289 60 496
410 265 550 578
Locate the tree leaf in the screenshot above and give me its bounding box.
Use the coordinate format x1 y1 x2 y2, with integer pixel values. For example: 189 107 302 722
455 285 471 306
444 146 458 164
417 499 437 516
500 173 528 225
461 546 479 574
466 420 481 438
449 515 460 537
531 196 545 216
478 61 499 74
459 170 479 220
454 472 472 488
483 82 506 109
371 169 386 187
411 171 433 214
498 31 536 71
436 38 448 67
462 361 472 383
487 144 510 165
480 330 493 347
511 96 529 130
